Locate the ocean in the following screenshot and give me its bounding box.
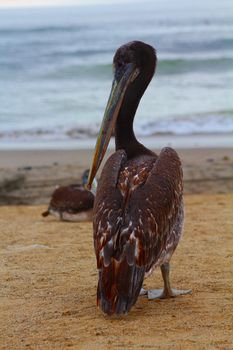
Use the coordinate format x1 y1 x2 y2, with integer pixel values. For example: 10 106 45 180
0 0 233 149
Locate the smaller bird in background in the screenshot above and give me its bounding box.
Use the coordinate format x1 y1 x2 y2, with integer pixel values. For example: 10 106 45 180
42 169 97 222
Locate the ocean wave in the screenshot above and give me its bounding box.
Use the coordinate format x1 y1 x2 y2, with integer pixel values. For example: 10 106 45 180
157 57 233 74
0 25 88 35
134 112 233 136
36 56 233 80
1 112 233 142
1 55 232 79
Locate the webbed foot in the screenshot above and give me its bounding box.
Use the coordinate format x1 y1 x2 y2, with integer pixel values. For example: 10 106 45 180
140 262 192 300
147 288 192 300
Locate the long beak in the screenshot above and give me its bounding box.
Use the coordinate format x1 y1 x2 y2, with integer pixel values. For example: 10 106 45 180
86 63 138 190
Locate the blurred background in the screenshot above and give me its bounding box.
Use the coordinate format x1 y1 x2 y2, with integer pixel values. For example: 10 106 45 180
0 0 233 149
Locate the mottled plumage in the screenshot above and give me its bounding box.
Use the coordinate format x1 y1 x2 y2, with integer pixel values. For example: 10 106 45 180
42 170 95 222
87 41 191 315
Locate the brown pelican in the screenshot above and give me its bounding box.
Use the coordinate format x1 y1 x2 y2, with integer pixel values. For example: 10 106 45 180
42 169 97 222
87 41 191 315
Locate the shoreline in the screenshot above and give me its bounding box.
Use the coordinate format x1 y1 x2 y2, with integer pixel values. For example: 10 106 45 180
0 146 232 167
0 133 233 151
0 147 232 205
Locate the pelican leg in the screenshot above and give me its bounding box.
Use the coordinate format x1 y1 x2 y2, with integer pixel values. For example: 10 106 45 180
143 263 191 300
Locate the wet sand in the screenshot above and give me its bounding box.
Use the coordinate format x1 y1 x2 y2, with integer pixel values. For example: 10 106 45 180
0 194 232 349
0 147 233 204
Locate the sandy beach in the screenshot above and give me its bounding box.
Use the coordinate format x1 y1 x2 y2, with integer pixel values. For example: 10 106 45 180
0 193 232 349
0 146 232 349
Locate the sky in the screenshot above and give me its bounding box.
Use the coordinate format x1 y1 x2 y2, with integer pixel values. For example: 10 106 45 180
0 0 125 7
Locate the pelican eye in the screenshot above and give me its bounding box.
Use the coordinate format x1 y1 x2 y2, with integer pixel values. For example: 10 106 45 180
131 68 140 82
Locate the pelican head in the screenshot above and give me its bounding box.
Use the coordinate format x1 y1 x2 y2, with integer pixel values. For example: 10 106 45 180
87 41 157 189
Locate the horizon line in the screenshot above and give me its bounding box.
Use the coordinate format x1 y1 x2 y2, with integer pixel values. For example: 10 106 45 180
0 0 138 9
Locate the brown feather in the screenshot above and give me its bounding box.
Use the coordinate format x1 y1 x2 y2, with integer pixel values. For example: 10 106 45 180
93 147 183 315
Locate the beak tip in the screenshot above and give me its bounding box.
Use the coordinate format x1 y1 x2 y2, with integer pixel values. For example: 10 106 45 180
85 182 91 191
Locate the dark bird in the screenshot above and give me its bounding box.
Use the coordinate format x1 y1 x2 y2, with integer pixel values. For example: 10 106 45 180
87 41 191 316
42 169 97 222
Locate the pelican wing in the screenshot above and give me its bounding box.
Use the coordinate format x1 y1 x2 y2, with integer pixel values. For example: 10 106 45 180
130 147 183 273
93 149 127 259
93 150 145 314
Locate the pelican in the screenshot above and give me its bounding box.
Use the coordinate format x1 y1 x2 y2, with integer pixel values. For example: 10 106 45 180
87 41 191 315
42 169 97 222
